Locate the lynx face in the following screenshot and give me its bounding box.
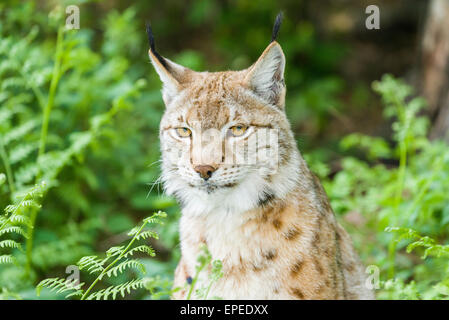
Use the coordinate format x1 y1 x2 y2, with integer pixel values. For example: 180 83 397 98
150 34 300 215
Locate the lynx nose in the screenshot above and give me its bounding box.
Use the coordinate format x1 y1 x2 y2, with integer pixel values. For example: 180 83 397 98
194 165 216 181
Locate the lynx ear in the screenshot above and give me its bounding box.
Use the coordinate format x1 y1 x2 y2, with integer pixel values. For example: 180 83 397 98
244 42 286 108
244 13 286 108
146 23 191 104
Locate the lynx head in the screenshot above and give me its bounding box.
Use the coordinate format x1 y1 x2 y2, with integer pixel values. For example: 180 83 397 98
148 13 301 215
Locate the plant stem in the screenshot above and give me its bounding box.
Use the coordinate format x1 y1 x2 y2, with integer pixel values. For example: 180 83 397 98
0 136 15 196
388 100 408 279
25 27 64 276
394 141 407 211
204 281 213 300
186 267 201 300
80 220 149 300
186 255 210 300
38 27 64 158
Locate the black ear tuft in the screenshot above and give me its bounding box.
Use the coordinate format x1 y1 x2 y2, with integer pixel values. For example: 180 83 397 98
145 22 156 53
271 12 283 42
146 21 169 69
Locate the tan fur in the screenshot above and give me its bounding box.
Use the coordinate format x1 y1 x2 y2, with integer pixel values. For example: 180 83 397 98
150 39 374 300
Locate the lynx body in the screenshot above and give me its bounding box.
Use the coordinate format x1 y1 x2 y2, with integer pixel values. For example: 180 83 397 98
147 16 374 300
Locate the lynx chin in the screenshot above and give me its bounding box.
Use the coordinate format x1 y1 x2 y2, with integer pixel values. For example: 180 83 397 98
147 13 374 300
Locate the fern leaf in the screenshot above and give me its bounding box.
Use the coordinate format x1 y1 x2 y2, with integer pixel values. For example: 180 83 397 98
14 162 39 185
8 214 31 226
1 77 26 90
143 211 167 225
0 226 27 238
103 259 145 278
127 211 166 237
124 245 155 258
106 245 125 258
0 59 17 76
5 199 41 214
135 230 159 241
0 254 15 264
86 279 146 300
0 240 21 249
9 143 37 165
78 255 107 274
3 119 38 146
127 226 140 237
0 107 16 127
36 277 84 297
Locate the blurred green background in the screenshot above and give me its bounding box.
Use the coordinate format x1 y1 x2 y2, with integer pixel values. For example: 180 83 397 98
1 0 449 300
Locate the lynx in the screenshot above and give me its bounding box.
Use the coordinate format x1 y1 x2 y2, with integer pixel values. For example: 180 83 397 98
147 14 374 300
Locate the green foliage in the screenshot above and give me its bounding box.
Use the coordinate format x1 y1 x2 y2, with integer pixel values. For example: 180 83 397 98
382 227 449 299
324 75 449 299
0 183 44 266
387 227 449 259
185 244 224 300
0 1 167 297
36 211 166 300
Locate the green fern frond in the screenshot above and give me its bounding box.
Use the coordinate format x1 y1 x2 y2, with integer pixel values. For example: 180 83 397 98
134 230 159 241
14 163 39 186
143 210 167 224
78 255 107 274
385 227 420 240
0 108 17 127
37 212 167 300
126 226 140 237
0 182 44 236
2 119 38 146
9 143 38 165
387 227 449 259
85 279 146 300
103 259 146 279
0 240 21 249
0 59 17 76
127 212 166 237
36 277 84 297
67 132 93 154
8 214 31 226
124 245 155 258
1 77 26 90
0 254 15 264
4 201 39 216
106 245 125 258
0 226 27 238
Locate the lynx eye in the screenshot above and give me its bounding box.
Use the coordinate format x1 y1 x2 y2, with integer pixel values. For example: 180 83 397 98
229 125 248 137
175 127 192 138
